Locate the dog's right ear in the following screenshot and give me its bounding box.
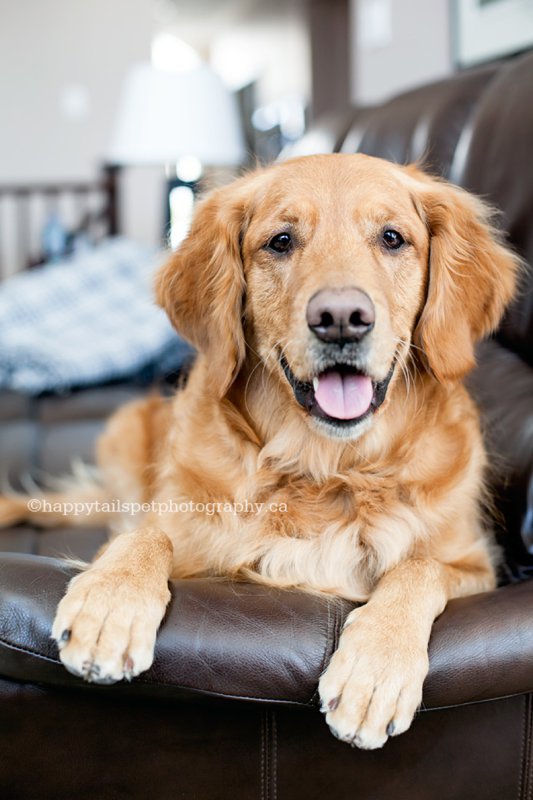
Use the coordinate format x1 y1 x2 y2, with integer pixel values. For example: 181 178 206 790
156 174 261 397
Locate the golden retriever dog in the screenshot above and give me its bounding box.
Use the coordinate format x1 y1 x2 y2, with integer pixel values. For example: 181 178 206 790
0 154 519 750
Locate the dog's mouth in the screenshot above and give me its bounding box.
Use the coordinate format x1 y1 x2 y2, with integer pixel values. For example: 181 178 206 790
280 354 395 428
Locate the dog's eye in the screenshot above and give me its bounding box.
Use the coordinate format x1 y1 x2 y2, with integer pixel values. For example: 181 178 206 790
267 232 292 254
382 229 405 250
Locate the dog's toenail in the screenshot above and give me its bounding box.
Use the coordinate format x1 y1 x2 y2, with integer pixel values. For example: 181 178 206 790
329 724 354 744
320 697 338 713
82 661 100 682
124 655 134 679
386 721 395 736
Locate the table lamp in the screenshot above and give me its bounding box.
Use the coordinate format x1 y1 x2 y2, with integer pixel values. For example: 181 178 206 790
107 62 246 246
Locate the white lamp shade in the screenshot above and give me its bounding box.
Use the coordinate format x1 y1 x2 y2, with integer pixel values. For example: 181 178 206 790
108 63 246 167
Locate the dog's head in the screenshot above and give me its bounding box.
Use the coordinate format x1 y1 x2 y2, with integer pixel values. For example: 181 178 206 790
157 154 519 441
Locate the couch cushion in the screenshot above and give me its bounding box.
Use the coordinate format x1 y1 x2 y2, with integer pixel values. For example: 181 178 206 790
341 64 498 178
0 526 107 561
37 385 147 424
0 391 33 422
467 339 533 573
458 51 533 365
0 384 147 487
2 554 533 711
0 554 349 706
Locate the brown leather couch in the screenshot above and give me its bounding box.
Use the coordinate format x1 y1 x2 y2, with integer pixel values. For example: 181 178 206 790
1 51 533 800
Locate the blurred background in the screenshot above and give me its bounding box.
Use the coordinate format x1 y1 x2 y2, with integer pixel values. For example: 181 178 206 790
2 0 532 278
0 0 532 396
0 0 313 274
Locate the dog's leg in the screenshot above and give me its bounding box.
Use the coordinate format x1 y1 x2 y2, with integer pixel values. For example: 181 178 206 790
52 526 173 683
318 556 494 749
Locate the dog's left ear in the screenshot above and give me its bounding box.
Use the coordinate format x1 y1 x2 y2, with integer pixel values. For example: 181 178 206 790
412 173 520 382
156 175 260 397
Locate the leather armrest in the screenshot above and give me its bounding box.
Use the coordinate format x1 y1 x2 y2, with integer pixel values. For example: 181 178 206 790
1 553 533 709
425 577 533 708
0 554 350 705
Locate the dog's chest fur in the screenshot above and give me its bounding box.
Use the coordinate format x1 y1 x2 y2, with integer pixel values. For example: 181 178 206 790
162 466 418 601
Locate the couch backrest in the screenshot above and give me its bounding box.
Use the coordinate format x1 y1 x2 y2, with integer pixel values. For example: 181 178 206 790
342 64 498 178
458 51 533 368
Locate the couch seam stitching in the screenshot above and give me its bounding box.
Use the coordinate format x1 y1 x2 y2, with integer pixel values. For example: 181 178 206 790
518 693 533 800
0 637 315 705
518 695 526 800
271 711 278 800
333 601 347 652
3 635 533 711
261 710 265 800
0 636 59 661
265 709 271 800
307 599 333 705
526 694 533 800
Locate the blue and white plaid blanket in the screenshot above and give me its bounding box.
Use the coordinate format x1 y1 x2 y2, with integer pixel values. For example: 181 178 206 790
0 238 193 394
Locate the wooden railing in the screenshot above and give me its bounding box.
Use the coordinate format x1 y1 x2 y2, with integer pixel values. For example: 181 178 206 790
0 165 119 279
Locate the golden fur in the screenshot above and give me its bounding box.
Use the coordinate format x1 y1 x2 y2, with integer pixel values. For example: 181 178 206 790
0 154 520 749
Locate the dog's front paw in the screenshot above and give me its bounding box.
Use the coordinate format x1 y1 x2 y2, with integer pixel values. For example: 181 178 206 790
318 607 429 750
51 569 171 684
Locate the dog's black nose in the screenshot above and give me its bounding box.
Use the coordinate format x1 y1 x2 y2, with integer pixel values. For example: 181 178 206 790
306 287 375 344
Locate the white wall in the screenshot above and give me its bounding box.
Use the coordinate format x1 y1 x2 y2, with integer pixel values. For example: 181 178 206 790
0 0 165 273
0 0 154 182
350 0 453 105
0 0 310 182
161 0 310 106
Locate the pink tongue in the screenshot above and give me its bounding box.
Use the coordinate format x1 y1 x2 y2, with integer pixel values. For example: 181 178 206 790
314 371 373 420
